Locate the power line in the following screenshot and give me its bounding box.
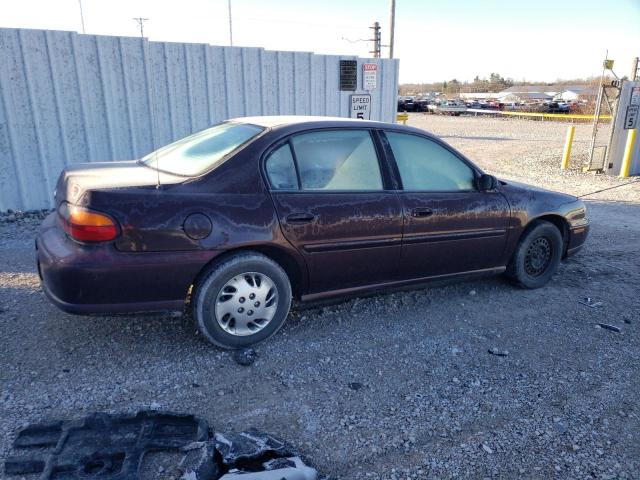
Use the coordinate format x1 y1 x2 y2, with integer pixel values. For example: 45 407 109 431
232 16 367 30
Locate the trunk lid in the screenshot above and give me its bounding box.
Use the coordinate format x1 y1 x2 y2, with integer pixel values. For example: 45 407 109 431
54 161 184 206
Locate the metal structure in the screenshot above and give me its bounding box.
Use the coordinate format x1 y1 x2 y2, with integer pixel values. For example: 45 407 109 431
586 56 621 172
0 27 400 211
605 80 640 176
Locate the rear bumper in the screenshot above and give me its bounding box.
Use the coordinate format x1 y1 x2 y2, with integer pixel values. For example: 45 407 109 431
566 221 589 257
36 213 219 315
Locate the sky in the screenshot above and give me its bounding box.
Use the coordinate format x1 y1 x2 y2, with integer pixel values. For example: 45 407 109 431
1 0 639 83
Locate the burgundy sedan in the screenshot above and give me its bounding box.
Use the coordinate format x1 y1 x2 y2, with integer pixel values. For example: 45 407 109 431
36 116 589 348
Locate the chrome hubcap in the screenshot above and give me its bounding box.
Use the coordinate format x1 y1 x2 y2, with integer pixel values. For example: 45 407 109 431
524 237 552 277
215 272 278 336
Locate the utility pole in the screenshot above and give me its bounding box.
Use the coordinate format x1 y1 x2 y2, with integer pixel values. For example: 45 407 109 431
228 0 234 46
369 22 381 58
388 0 396 58
133 17 148 38
632 57 639 81
78 0 86 34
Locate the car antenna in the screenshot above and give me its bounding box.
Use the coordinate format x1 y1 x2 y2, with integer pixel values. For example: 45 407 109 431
138 18 161 189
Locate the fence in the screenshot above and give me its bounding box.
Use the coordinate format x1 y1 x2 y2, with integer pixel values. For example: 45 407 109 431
0 28 400 211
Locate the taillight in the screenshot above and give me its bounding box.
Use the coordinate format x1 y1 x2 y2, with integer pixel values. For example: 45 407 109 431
58 203 119 242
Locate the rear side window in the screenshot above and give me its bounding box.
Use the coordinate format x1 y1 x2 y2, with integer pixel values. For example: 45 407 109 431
386 132 476 191
141 122 264 176
265 144 298 190
290 130 383 191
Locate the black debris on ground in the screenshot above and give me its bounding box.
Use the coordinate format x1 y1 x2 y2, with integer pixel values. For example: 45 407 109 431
5 411 209 479
233 348 257 366
4 412 318 480
488 347 509 357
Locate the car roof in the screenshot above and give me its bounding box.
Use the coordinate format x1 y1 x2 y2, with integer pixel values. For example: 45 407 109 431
227 115 391 129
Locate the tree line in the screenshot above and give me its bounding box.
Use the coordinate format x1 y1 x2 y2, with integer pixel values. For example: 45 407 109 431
399 74 603 96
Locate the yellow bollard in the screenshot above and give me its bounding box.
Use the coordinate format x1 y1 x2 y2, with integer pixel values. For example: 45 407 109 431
561 125 575 170
619 128 637 178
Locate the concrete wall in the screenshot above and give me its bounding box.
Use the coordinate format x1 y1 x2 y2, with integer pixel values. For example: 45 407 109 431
0 28 400 211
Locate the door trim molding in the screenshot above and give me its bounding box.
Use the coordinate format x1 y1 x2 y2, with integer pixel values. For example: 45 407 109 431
402 228 507 245
303 236 402 253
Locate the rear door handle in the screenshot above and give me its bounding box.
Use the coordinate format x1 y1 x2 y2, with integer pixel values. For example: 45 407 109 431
410 207 434 218
285 212 316 224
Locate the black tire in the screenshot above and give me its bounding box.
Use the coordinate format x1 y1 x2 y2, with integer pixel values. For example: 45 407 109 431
506 220 563 289
193 252 292 349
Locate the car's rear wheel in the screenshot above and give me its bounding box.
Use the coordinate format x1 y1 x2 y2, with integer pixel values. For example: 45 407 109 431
506 220 563 289
193 252 292 349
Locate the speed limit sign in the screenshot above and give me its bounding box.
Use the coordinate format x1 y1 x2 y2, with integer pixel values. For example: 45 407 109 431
350 94 371 120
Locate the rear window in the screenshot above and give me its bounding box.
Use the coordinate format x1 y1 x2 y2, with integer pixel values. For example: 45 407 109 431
141 122 264 176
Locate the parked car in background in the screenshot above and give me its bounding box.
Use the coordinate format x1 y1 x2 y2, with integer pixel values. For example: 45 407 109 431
37 116 589 348
397 96 415 112
430 101 467 116
545 102 570 113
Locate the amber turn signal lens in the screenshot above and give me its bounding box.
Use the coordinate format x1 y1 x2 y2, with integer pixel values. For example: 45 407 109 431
58 203 119 242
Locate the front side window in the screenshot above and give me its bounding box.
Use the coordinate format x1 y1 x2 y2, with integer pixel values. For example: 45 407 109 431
290 130 383 191
142 122 264 176
386 132 476 191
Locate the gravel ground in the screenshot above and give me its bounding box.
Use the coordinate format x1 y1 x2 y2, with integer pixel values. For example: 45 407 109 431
1 116 639 479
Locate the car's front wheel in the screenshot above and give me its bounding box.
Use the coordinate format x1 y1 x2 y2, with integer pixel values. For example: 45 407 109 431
193 252 292 349
506 220 563 289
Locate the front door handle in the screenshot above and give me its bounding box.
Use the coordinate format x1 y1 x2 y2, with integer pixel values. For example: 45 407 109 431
410 207 434 218
286 212 316 224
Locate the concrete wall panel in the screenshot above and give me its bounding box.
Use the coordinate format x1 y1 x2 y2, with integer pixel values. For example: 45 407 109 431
0 28 399 211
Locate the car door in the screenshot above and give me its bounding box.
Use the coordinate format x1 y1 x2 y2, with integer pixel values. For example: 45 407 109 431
264 128 403 294
382 130 510 279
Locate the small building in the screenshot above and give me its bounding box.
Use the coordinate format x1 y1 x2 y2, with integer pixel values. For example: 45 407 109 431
554 85 598 102
497 85 555 103
459 92 499 101
497 91 553 103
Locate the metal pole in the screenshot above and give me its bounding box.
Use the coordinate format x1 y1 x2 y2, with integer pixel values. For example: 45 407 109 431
228 0 233 46
133 18 148 38
619 129 637 178
78 0 86 34
388 0 395 59
632 57 639 81
588 51 608 169
369 22 381 58
561 125 575 170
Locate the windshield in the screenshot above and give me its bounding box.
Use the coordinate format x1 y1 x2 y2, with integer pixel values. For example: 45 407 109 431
141 122 264 176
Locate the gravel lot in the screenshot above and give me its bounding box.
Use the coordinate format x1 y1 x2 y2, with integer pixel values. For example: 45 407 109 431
1 115 639 479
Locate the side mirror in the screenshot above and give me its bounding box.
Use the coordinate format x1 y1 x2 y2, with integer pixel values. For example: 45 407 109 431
477 174 497 191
